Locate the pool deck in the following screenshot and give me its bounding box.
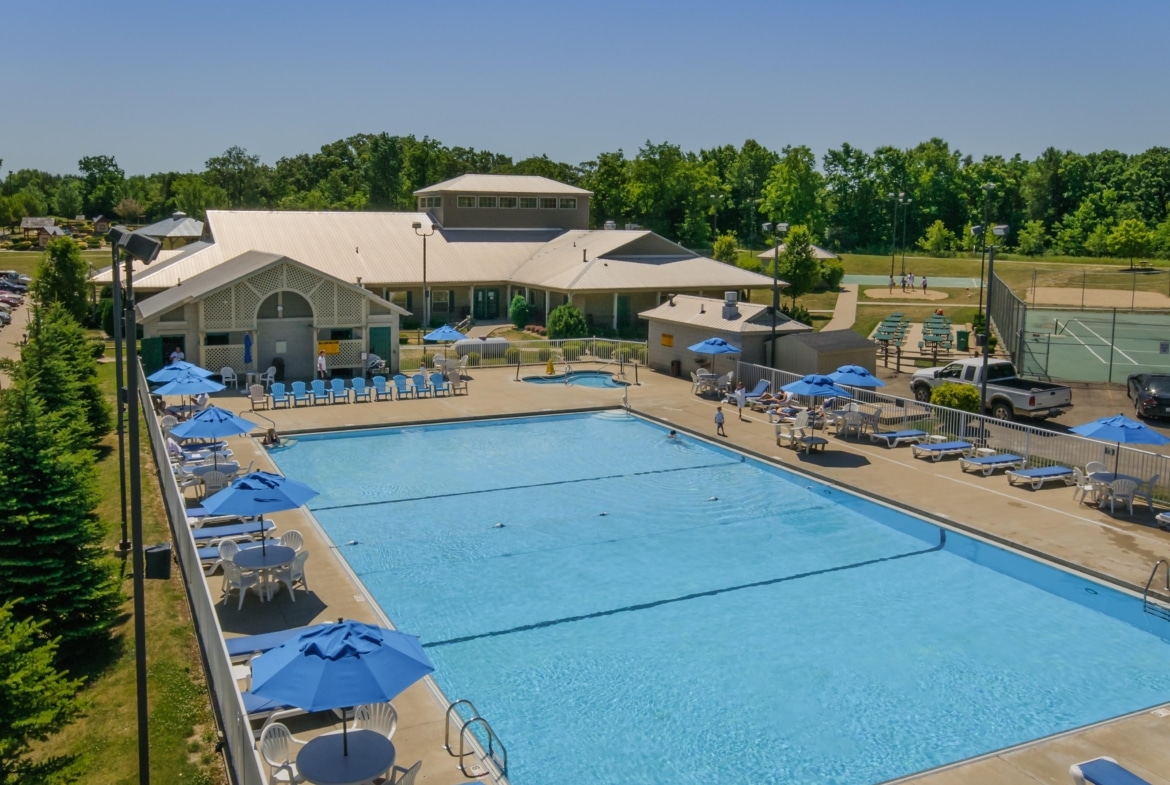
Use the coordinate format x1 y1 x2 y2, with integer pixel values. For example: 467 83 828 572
199 365 1170 785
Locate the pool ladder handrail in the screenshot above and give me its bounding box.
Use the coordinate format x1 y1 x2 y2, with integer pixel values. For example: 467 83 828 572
444 699 508 778
1142 559 1170 621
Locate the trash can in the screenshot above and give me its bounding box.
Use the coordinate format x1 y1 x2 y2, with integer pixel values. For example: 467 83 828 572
670 359 681 377
144 542 172 580
956 330 969 351
273 356 285 382
974 332 987 348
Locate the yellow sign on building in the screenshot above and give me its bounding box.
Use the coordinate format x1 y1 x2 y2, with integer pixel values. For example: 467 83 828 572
317 340 341 355
661 333 674 347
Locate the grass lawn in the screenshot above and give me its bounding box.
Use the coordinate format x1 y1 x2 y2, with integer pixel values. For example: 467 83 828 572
0 248 110 277
34 356 224 785
852 303 981 341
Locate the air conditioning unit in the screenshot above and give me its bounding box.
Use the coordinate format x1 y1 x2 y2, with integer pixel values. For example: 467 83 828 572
603 220 616 230
724 291 738 304
624 223 642 231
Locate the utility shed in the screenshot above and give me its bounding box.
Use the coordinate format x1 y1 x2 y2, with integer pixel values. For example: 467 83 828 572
774 329 877 376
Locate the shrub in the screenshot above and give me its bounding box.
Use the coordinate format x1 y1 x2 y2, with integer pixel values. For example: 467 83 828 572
615 346 633 363
631 346 648 364
99 298 115 337
593 341 615 359
821 259 845 290
562 341 585 361
466 352 481 367
88 339 106 359
12 241 32 251
525 325 547 337
85 236 102 249
504 347 520 364
547 303 588 339
536 347 550 361
508 295 529 329
420 353 432 368
931 382 981 413
781 302 812 326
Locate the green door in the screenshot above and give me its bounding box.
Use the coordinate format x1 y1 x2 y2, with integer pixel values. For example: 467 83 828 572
141 336 164 374
616 295 631 328
474 289 500 320
368 327 392 361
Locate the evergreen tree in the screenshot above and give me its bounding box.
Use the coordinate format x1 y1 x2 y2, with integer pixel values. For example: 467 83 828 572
508 295 530 330
0 380 120 652
547 304 589 339
0 600 84 785
31 238 89 323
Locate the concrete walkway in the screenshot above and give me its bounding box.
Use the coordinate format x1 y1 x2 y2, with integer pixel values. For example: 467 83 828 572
821 284 858 331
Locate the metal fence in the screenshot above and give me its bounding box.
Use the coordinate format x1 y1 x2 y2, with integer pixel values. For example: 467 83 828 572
140 363 267 785
399 337 648 370
735 360 1170 505
989 271 1027 371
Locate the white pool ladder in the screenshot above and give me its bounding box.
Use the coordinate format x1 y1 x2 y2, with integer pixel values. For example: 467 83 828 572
444 699 508 779
1142 559 1170 622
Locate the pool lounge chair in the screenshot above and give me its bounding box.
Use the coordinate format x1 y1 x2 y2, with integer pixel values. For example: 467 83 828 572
269 382 291 409
310 379 331 405
350 377 372 403
225 623 331 663
1070 756 1152 785
393 374 414 399
430 372 451 396
1006 465 1074 490
190 519 276 544
329 378 350 403
869 429 927 448
412 373 432 398
910 440 974 462
959 453 1026 477
290 381 312 407
742 379 770 402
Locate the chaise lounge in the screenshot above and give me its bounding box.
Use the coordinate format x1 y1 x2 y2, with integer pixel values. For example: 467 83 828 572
959 453 1026 476
869 429 927 448
910 440 974 462
1070 756 1152 785
1006 465 1075 490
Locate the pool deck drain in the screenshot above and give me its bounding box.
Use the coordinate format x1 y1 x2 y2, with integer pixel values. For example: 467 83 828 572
203 366 1170 785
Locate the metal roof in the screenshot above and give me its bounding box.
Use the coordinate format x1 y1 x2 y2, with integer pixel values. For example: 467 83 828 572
415 174 590 196
136 211 205 239
756 243 840 261
638 294 810 335
136 251 408 321
782 329 876 350
90 242 213 284
20 217 53 229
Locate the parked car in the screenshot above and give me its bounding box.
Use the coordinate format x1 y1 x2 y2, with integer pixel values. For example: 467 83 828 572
1127 372 1170 420
0 280 27 293
0 294 21 307
911 358 1074 420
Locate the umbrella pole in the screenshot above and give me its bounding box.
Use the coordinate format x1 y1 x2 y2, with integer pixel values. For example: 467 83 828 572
342 707 348 756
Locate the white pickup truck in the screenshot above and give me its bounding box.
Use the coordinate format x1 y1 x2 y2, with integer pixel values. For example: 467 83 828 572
910 358 1073 421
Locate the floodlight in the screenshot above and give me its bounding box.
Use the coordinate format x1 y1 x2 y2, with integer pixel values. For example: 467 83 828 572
971 225 985 237
411 221 422 230
992 224 1010 237
120 232 161 265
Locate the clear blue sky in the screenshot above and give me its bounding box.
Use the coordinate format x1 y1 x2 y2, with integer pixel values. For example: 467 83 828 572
3 0 1167 176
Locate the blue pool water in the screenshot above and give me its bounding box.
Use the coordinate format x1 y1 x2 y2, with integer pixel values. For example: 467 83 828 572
521 371 629 388
272 414 1170 785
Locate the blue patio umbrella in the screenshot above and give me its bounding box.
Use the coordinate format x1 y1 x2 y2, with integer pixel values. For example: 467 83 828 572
152 373 226 396
1070 413 1170 474
687 337 741 376
250 621 434 755
168 405 258 440
147 361 214 383
828 365 886 388
423 324 466 343
201 471 319 553
781 374 854 399
243 332 253 368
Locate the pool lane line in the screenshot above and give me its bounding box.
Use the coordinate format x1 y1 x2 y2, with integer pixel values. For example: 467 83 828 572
422 531 945 649
308 460 739 512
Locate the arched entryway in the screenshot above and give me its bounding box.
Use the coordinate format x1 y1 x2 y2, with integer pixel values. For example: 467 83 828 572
256 291 315 381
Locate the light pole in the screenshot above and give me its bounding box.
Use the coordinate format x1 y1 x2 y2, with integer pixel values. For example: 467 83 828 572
411 222 436 329
112 225 161 785
709 193 724 239
975 182 995 315
745 197 760 250
762 221 789 367
975 224 1009 413
887 192 902 278
106 229 129 553
899 196 913 276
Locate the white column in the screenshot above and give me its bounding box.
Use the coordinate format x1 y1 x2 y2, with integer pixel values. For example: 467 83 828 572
544 290 550 316
612 292 619 330
468 285 475 321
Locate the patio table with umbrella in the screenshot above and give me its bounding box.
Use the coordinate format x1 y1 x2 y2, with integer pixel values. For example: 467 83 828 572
688 337 740 395
1070 413 1170 491
147 361 215 383
423 324 466 373
201 470 318 555
828 365 886 389
250 620 434 782
153 372 226 419
169 405 258 467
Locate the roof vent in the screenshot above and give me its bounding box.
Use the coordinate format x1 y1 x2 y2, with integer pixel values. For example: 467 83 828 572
725 291 738 304
624 223 642 231
603 220 616 230
722 292 739 320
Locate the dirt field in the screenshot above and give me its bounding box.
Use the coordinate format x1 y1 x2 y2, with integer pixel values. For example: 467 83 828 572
1028 287 1170 309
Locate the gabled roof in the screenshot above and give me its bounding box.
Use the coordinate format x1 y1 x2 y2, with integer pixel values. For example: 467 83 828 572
415 174 590 196
39 225 66 236
90 242 211 284
638 294 810 335
21 217 54 229
756 244 839 261
136 251 408 322
136 211 205 239
781 329 876 350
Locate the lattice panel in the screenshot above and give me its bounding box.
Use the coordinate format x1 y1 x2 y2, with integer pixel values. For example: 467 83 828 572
335 339 364 367
285 264 320 297
311 282 336 325
235 284 261 326
203 291 235 330
248 266 285 297
202 345 245 373
336 287 364 325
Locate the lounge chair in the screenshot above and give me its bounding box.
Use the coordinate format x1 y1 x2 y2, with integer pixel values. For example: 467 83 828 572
392 374 414 399
190 519 276 544
869 429 927 448
269 382 291 409
1006 466 1074 490
910 440 974 462
1070 756 1152 785
290 381 312 407
449 369 468 395
412 373 432 398
329 378 350 403
310 379 330 405
248 384 269 411
742 379 770 402
430 372 451 396
371 375 393 401
959 453 1025 476
225 623 330 662
776 411 812 448
351 377 372 403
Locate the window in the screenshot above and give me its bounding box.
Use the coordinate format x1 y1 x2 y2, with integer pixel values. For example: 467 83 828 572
457 196 475 208
160 307 185 322
499 196 517 209
519 197 537 209
431 289 450 312
540 197 557 209
330 329 353 341
559 198 577 209
204 333 229 346
417 196 441 209
478 196 497 208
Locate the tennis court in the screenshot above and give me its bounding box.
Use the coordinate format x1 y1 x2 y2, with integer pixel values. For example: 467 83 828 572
1021 309 1170 383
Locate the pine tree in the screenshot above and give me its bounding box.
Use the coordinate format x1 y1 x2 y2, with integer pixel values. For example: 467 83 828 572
0 380 120 651
0 600 84 784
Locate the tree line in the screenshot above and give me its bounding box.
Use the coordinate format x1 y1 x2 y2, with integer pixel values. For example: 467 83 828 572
2 135 1169 259
0 237 120 784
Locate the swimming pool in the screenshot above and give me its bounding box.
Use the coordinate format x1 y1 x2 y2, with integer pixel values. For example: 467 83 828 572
521 370 629 388
272 413 1170 785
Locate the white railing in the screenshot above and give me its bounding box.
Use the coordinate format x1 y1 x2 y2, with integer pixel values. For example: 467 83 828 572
140 363 267 785
736 360 1170 504
400 338 647 370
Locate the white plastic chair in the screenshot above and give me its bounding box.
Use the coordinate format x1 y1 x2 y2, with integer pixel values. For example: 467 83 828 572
220 366 238 390
258 722 305 785
354 701 398 740
1085 461 1108 476
200 470 232 499
273 551 309 601
1072 467 1097 504
262 366 277 390
449 369 469 395
392 761 421 785
160 414 178 433
1139 473 1160 513
221 561 261 610
1107 479 1139 516
250 384 270 411
278 530 304 552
